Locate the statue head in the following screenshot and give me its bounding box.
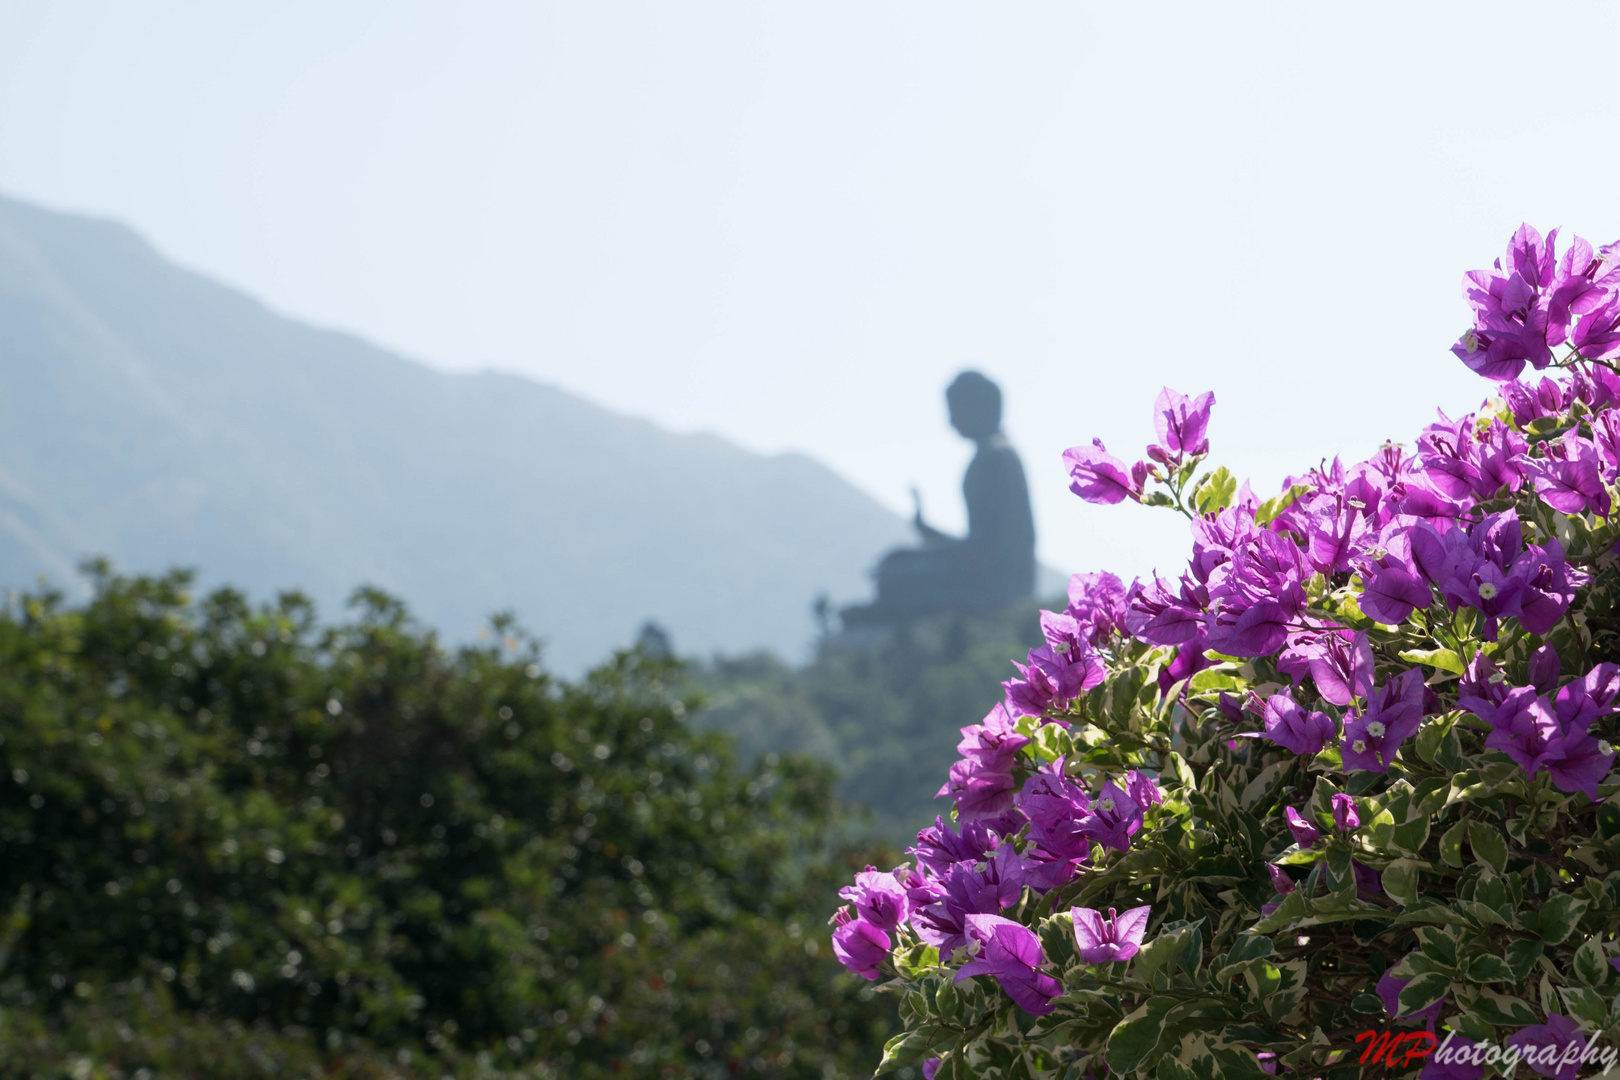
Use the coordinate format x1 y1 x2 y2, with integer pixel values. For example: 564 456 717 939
945 370 1002 440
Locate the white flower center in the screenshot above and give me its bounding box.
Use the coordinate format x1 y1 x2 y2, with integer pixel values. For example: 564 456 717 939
1602 741 1615 756
1352 739 1368 753
1366 721 1386 738
967 939 981 956
1098 798 1115 812
1462 329 1481 354
1478 582 1499 600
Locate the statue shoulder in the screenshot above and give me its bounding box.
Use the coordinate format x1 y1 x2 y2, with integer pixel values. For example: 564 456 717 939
968 435 1029 482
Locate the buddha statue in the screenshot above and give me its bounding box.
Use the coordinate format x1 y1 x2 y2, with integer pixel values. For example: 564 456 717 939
842 371 1035 625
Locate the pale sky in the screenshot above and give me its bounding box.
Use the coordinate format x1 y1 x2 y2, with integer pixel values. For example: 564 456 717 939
4 1 1619 589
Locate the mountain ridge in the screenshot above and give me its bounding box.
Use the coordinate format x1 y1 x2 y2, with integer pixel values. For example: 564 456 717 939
0 192 913 671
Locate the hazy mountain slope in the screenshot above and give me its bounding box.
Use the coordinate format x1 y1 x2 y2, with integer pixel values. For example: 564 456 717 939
0 194 911 671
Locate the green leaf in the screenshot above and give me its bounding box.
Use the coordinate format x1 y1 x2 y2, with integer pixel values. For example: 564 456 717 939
1415 928 1458 969
1389 818 1431 859
1415 717 1448 764
1469 990 1539 1025
1398 647 1465 675
1395 972 1450 1017
1255 483 1310 527
1226 933 1274 966
876 1030 930 1074
1133 924 1198 985
1250 888 1310 934
1468 821 1508 874
1560 986 1608 1026
1438 820 1467 868
1193 467 1238 515
1503 939 1544 980
1457 899 1509 930
1574 938 1609 989
1104 997 1178 1075
1155 1058 1201 1080
1189 668 1245 692
1351 992 1383 1014
1462 954 1514 982
1538 892 1590 945
1381 860 1421 906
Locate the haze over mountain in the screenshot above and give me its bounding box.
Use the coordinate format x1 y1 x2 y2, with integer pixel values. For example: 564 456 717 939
0 193 914 671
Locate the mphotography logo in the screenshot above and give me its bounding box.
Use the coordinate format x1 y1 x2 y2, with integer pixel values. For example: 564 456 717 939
1353 1029 1620 1074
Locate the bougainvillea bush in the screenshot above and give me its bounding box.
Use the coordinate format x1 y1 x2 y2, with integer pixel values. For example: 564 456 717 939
833 225 1620 1079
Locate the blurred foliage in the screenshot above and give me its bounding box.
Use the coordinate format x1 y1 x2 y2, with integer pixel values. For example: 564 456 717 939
0 563 894 1079
690 602 1055 843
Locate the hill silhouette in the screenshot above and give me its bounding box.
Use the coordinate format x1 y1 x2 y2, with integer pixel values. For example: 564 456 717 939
0 194 910 671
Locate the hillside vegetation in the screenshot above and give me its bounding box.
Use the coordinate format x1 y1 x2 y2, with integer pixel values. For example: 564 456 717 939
0 565 892 1079
690 602 1054 843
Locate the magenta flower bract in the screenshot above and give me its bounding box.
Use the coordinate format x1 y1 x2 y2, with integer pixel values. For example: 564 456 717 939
1341 668 1427 772
831 910 890 981
1506 1012 1587 1080
838 867 909 933
955 913 1062 1016
1260 690 1335 756
1070 904 1151 964
1285 806 1320 847
1150 386 1216 460
1064 438 1141 504
1331 793 1360 832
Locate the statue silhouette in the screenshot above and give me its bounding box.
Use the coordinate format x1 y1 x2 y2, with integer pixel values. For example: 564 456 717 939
842 372 1035 626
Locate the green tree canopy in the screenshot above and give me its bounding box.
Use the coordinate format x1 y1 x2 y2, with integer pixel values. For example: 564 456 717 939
0 565 892 1078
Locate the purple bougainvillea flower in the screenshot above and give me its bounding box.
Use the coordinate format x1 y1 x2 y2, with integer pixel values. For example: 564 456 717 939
1342 668 1426 772
1150 386 1216 459
1260 690 1336 756
1554 662 1620 736
1512 540 1587 635
1279 627 1374 706
1267 864 1296 896
936 759 1016 822
831 909 890 980
1077 780 1144 853
1528 644 1562 694
1066 571 1130 645
1124 575 1207 647
1420 1035 1484 1080
1125 770 1164 810
1017 766 1094 863
838 867 909 933
1285 806 1320 847
1003 642 1105 717
1359 564 1435 626
955 913 1062 1016
1544 730 1615 801
937 704 1030 821
1376 967 1446 1030
1331 793 1360 832
1506 1012 1587 1080
1213 600 1294 658
1353 859 1383 899
1071 904 1152 964
1523 429 1611 517
908 815 1014 876
1064 438 1141 504
922 1060 941 1080
1573 293 1620 362
1461 686 1566 777
954 703 1030 771
910 845 1026 955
